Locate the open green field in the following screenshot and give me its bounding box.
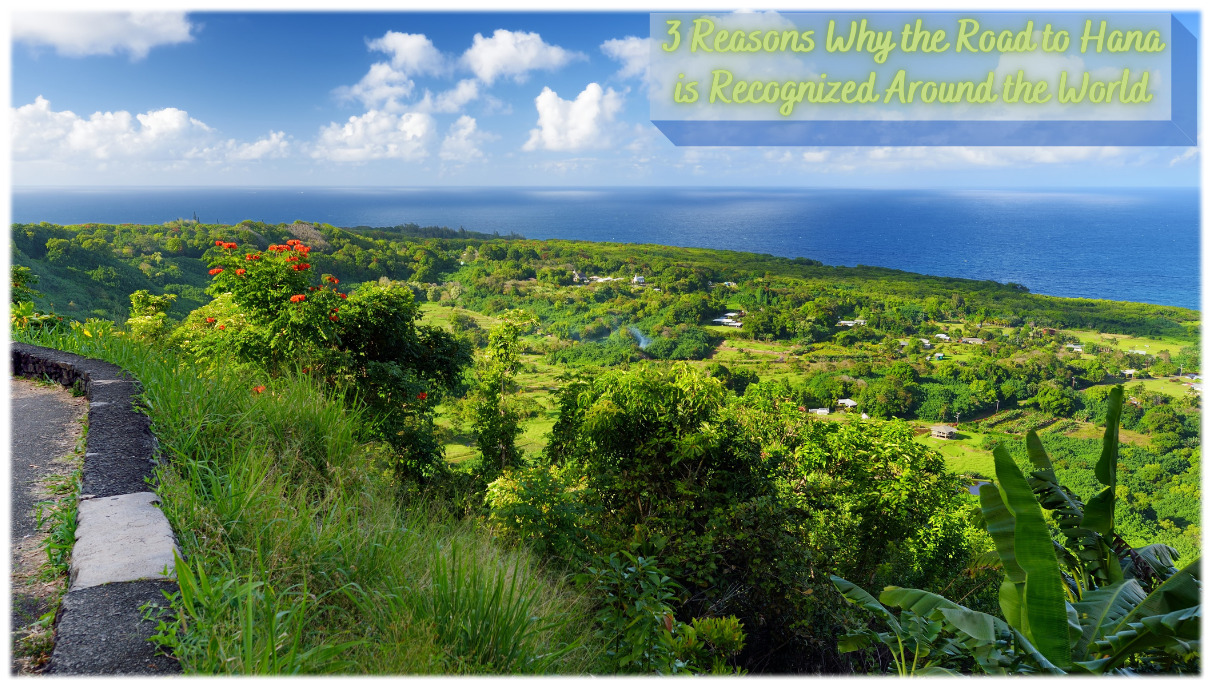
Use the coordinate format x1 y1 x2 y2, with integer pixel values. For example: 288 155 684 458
1064 328 1193 354
420 303 564 464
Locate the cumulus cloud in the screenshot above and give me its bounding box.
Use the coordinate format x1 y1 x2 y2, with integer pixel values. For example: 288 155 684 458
367 31 445 75
228 131 292 161
12 96 292 166
335 62 415 111
440 115 490 163
415 79 481 114
523 83 624 152
462 29 582 85
312 110 435 162
600 36 649 81
14 96 209 160
13 11 195 60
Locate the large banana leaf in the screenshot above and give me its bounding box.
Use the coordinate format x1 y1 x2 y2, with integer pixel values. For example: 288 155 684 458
1071 579 1148 657
1132 544 1181 581
1024 431 1091 541
1081 387 1123 537
979 482 1024 584
879 585 964 618
1080 605 1201 673
992 444 1072 669
831 575 901 635
1117 557 1201 627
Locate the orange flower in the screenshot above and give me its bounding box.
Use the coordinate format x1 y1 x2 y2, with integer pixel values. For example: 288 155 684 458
252 385 266 394
286 239 300 246
218 325 226 330
209 268 224 275
286 255 299 262
339 293 347 299
416 392 427 400
223 242 237 249
329 315 339 321
205 317 216 323
326 276 339 284
235 268 246 275
290 294 305 303
214 240 224 246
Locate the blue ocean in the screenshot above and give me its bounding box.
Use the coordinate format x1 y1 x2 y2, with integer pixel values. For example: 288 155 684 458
10 186 1200 310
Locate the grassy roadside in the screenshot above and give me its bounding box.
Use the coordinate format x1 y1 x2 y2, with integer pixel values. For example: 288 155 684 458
13 327 603 675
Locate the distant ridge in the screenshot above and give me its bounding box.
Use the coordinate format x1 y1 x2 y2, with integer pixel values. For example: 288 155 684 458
345 223 522 241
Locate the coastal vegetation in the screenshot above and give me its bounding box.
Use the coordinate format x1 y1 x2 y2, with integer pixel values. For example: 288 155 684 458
10 218 1200 675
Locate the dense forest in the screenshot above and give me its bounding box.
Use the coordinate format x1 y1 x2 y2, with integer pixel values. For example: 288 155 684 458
11 218 1201 675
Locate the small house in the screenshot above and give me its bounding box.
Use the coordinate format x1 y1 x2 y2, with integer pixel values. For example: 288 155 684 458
1121 369 1137 378
571 270 586 283
960 337 985 345
631 275 646 285
935 333 951 341
931 425 957 440
810 408 829 415
933 353 945 360
837 398 858 410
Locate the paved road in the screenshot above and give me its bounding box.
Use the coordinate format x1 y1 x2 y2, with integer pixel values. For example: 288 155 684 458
10 378 87 672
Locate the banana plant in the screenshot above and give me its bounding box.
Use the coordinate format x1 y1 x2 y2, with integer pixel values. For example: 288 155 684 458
833 386 1201 675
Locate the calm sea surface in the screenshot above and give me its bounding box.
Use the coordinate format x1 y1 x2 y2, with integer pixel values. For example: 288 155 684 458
11 187 1200 310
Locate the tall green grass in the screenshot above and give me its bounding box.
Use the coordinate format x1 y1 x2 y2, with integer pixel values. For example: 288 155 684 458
14 327 602 674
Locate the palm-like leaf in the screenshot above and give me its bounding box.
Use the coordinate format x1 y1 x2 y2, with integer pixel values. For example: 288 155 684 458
991 445 1072 668
1071 579 1147 657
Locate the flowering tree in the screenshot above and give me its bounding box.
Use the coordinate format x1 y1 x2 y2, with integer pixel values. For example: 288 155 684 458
180 238 472 485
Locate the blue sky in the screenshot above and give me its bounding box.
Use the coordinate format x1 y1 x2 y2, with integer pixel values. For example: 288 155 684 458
8 8 1201 187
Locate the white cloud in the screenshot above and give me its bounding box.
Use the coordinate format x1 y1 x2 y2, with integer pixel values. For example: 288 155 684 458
1170 148 1198 166
367 31 445 75
462 29 582 85
416 79 481 114
523 83 624 152
14 96 213 161
13 11 195 60
312 110 435 162
440 115 488 163
12 96 293 168
600 36 649 81
335 62 415 111
228 131 291 161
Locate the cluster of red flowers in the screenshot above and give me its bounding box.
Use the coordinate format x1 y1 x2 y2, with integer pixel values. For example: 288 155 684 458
245 253 262 261
205 317 216 323
208 268 224 275
235 268 246 275
218 325 226 330
290 294 306 303
252 385 266 394
267 240 311 255
291 263 311 271
214 240 238 250
326 276 339 284
416 392 428 400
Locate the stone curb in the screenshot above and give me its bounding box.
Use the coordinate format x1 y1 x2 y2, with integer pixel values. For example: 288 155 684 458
11 343 182 675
